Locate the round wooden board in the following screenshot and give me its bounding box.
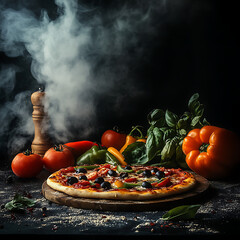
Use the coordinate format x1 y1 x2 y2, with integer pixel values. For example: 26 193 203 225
42 174 209 212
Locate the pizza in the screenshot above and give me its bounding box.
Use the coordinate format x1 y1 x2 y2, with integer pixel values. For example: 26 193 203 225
47 164 196 200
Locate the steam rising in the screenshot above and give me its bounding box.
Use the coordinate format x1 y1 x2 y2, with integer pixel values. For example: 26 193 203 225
0 0 164 155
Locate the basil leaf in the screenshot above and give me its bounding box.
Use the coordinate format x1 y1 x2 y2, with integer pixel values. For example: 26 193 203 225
5 193 36 212
176 118 189 130
147 109 165 127
146 127 164 162
188 93 199 113
194 103 204 117
163 129 176 141
161 137 178 161
165 110 179 128
123 142 148 165
191 116 201 127
162 205 201 221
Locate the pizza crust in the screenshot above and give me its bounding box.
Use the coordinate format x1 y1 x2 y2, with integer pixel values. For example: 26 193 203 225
47 171 196 201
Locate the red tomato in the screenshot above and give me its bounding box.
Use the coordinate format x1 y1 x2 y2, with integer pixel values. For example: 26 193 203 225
43 145 75 172
87 171 98 180
11 150 43 178
101 130 126 150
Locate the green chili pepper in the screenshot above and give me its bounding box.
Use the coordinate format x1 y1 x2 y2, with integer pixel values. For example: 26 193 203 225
122 182 142 189
75 165 99 170
105 151 120 165
76 146 120 166
117 165 134 173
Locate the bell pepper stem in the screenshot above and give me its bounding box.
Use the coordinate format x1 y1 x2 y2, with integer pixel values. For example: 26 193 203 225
129 125 144 139
199 143 210 153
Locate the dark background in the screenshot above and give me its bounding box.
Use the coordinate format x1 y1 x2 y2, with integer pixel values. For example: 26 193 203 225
0 0 239 168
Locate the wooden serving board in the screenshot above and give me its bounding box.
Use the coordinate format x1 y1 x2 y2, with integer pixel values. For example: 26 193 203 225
42 174 209 212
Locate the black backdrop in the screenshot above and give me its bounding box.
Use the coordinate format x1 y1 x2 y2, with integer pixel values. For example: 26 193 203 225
0 0 239 169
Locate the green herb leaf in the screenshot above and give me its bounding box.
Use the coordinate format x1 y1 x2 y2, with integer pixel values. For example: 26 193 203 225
147 109 166 127
5 193 36 212
146 127 164 162
161 137 178 161
123 142 148 165
188 93 200 113
191 116 202 127
165 110 179 128
163 129 176 141
162 205 201 221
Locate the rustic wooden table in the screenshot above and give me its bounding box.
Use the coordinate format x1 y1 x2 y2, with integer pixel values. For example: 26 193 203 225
1 169 240 237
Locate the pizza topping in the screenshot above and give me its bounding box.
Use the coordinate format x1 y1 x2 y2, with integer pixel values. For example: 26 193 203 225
76 168 87 174
108 169 117 177
142 169 152 177
155 177 171 188
124 177 137 182
119 172 128 179
79 175 88 181
87 171 98 180
142 181 152 188
113 180 124 188
124 165 133 170
67 176 78 185
151 168 159 174
156 171 165 179
101 181 111 190
94 177 104 184
117 165 134 173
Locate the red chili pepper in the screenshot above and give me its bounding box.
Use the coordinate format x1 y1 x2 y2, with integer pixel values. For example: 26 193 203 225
125 177 137 182
64 141 98 158
156 177 171 187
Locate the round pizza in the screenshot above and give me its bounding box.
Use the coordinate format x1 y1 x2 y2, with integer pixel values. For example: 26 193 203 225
47 164 196 200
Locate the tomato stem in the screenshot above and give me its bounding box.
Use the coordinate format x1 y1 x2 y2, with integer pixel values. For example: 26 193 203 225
54 144 64 151
23 149 32 156
199 143 209 153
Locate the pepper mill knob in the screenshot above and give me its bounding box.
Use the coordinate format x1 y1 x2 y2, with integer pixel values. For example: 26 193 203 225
31 88 52 157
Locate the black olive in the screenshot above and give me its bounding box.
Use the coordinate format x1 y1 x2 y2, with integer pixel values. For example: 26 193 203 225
67 176 78 185
108 169 117 177
156 171 165 179
101 181 111 190
76 168 87 174
119 172 128 179
143 170 152 177
124 166 132 170
79 175 88 180
94 177 104 184
151 168 159 174
142 181 152 188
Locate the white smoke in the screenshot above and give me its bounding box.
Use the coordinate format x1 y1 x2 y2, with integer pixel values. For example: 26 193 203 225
0 0 166 155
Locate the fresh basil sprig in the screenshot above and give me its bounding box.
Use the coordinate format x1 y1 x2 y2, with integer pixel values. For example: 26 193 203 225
5 193 36 212
162 204 201 221
146 93 209 168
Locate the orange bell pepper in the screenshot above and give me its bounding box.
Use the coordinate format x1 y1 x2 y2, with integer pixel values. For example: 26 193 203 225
182 126 240 179
107 147 127 166
120 126 146 153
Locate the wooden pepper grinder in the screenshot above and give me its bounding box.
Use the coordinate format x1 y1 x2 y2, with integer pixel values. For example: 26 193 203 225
31 88 52 157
